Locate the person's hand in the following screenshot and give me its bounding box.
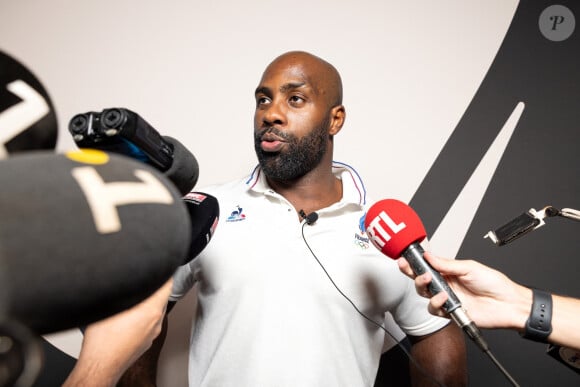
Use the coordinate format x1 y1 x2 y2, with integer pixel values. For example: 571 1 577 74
63 278 173 387
397 252 531 330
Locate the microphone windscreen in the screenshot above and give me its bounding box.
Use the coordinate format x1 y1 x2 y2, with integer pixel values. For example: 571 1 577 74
182 192 219 264
0 150 191 334
364 199 427 258
162 136 199 195
0 51 58 155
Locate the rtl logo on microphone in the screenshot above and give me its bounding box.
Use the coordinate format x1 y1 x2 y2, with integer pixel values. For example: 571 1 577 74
365 211 406 251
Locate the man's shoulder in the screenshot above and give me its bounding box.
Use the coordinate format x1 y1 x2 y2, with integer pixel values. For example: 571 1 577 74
195 176 252 199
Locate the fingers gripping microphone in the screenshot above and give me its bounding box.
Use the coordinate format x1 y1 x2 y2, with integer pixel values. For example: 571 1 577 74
364 199 488 352
0 150 192 334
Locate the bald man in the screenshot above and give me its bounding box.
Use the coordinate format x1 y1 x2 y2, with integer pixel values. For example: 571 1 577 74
66 51 467 387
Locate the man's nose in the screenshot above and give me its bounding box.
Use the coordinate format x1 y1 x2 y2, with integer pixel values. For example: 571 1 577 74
262 100 285 126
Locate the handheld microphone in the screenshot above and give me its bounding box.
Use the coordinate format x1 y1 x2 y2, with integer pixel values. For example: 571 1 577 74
163 135 199 196
364 199 488 351
0 150 192 334
68 108 199 195
182 191 219 264
1 50 58 158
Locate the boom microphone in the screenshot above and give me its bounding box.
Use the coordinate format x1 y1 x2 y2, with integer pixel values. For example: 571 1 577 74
68 108 199 195
0 150 192 334
364 199 488 351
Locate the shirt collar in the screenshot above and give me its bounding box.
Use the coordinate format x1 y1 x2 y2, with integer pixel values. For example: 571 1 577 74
245 161 367 206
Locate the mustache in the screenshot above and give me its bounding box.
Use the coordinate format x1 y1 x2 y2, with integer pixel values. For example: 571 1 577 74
255 127 292 142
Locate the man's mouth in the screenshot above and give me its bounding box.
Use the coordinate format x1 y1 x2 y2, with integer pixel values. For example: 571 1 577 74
260 131 286 153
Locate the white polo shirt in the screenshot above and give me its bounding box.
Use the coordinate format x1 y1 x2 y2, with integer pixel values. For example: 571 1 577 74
171 162 449 387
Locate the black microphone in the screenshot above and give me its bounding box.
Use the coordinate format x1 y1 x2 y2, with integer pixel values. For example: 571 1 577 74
1 50 58 157
182 191 219 264
299 209 318 225
68 108 199 195
163 135 199 196
0 150 192 334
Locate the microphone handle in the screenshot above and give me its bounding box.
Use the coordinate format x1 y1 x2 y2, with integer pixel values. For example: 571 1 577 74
402 243 462 313
402 243 489 351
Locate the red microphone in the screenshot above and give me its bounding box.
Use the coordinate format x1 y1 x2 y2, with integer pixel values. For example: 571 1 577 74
364 199 426 258
364 199 488 351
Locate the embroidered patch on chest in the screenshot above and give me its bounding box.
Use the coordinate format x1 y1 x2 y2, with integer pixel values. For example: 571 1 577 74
226 205 246 222
354 213 370 249
354 232 370 249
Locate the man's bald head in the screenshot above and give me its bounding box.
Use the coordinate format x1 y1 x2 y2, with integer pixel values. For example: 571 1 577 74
260 51 343 109
253 51 346 182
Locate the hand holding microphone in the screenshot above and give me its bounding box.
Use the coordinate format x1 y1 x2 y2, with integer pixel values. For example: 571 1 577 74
398 252 533 331
364 199 488 351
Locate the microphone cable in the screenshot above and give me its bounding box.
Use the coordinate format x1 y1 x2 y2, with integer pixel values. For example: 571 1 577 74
300 221 446 387
301 221 521 387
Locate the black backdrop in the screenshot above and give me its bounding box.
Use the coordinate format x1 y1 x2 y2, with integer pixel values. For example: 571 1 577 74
379 1 579 385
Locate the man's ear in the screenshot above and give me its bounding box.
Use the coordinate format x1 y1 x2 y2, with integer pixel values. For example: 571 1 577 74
328 105 346 136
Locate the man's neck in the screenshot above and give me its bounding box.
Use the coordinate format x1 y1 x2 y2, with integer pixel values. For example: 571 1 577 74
266 168 343 217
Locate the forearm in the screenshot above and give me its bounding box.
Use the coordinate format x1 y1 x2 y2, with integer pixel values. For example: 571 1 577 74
63 280 172 386
402 253 580 350
545 294 580 350
409 323 467 387
63 315 164 387
117 311 170 387
63 353 126 387
503 287 580 350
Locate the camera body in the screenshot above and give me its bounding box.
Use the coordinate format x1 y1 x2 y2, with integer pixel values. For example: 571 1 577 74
69 108 174 171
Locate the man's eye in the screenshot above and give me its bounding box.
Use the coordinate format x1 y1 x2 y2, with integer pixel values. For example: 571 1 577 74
289 95 304 103
256 97 270 105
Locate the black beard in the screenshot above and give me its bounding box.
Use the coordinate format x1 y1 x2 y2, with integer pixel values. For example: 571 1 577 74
254 122 329 182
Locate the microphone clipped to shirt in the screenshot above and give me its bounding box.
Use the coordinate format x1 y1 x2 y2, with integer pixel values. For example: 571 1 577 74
299 209 319 225
363 199 489 352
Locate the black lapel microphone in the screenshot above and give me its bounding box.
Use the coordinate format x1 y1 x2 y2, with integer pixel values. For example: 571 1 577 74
299 209 319 225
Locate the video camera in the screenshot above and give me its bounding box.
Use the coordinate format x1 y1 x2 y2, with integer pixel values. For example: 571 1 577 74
69 108 174 171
